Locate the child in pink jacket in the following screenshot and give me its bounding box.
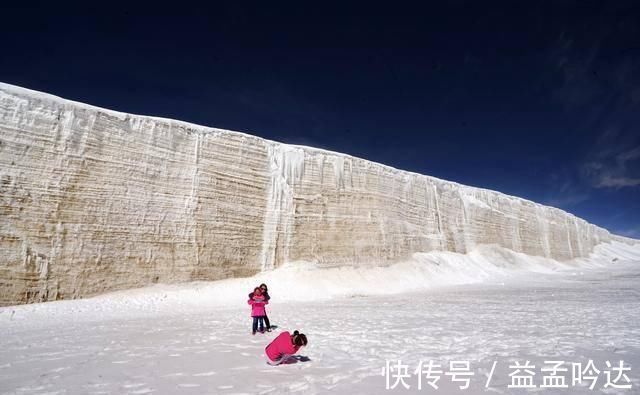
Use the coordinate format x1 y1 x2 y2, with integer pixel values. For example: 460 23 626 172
248 287 268 334
265 330 308 365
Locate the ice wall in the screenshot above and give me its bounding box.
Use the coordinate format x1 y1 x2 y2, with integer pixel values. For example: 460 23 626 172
0 83 630 305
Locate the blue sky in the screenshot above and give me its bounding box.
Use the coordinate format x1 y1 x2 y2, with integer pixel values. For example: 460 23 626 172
1 1 639 237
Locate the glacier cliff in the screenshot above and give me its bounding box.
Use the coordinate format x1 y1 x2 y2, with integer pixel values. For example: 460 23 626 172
0 83 634 305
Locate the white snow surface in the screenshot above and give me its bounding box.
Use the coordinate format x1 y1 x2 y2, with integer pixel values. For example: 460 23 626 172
1 241 640 394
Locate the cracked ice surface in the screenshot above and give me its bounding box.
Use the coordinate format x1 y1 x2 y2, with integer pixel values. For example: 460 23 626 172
0 242 639 394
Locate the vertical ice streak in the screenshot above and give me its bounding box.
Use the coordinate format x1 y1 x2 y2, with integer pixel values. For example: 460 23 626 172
332 156 345 190
189 132 202 266
260 144 305 271
432 183 445 249
536 205 552 258
574 217 584 256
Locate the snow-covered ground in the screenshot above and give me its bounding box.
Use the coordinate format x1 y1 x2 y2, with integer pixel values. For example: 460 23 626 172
1 242 639 394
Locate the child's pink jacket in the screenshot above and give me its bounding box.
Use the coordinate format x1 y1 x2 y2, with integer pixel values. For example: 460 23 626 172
265 331 300 361
248 296 268 317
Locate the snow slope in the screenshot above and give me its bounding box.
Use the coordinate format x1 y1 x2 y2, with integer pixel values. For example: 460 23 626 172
1 241 638 327
1 241 639 394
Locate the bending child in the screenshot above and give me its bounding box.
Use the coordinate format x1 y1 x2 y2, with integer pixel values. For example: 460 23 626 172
265 330 308 365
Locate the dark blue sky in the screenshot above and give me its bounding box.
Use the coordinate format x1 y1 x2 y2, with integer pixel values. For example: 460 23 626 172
2 2 639 237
